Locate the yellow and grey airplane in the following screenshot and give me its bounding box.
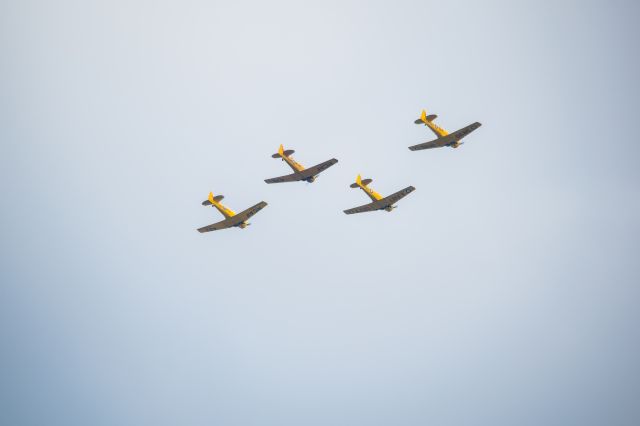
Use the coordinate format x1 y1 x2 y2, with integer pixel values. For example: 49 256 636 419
409 109 481 151
197 192 267 233
265 144 338 184
344 174 415 215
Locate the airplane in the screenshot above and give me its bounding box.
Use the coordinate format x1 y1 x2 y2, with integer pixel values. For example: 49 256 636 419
409 109 481 151
197 192 267 233
343 174 415 215
265 144 338 184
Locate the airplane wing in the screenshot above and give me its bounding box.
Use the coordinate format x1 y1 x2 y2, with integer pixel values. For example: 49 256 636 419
409 122 481 151
343 201 380 215
449 121 482 140
408 139 442 151
298 158 338 180
264 158 338 184
264 173 304 184
380 186 416 206
232 201 268 223
344 186 415 214
197 218 236 233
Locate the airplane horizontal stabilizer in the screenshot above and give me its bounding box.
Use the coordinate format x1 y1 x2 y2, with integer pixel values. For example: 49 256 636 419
202 191 218 205
350 176 372 188
271 148 295 158
414 109 437 124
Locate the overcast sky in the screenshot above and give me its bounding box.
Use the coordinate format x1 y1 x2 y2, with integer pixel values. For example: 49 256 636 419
2 1 639 425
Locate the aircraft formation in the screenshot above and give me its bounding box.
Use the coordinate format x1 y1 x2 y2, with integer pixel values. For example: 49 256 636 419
198 109 482 233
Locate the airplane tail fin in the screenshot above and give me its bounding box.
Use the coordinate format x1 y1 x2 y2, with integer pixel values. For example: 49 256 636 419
271 144 284 158
350 174 372 188
202 192 224 206
202 192 214 206
271 144 295 159
414 109 437 124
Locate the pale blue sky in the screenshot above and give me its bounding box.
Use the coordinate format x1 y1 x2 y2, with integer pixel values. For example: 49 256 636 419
1 1 639 425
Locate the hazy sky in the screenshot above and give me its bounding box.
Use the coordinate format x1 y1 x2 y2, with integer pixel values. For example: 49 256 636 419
2 1 639 425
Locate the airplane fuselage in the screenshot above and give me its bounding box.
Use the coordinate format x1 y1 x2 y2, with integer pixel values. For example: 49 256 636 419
355 180 396 211
282 155 305 174
357 183 383 203
282 154 318 182
424 120 449 139
211 200 236 219
423 119 461 148
210 199 249 228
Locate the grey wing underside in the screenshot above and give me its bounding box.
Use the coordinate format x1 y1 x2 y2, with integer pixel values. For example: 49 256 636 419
451 121 482 140
197 201 268 233
343 201 380 215
233 201 268 222
197 218 235 233
343 186 415 214
408 139 442 151
409 122 481 151
264 173 304 184
304 158 338 178
264 158 338 183
383 185 416 205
